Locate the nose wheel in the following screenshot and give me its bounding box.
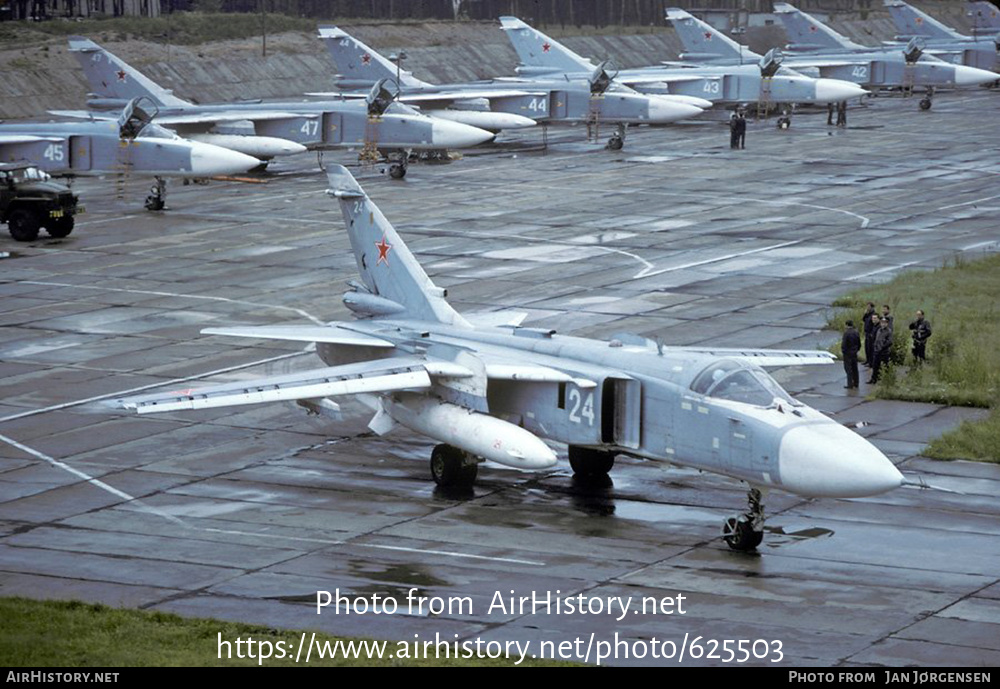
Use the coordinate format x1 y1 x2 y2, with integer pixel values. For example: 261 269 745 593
722 487 765 551
144 177 166 211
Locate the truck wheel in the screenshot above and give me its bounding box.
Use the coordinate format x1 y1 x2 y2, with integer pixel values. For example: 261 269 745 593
46 215 75 238
8 208 40 242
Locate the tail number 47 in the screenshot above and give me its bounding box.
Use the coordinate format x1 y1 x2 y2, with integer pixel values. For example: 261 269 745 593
568 388 595 426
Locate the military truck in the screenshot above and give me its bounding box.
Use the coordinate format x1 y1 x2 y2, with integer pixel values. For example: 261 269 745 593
0 163 81 241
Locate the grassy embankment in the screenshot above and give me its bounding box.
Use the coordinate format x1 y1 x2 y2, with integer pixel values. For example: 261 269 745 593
0 11 669 49
827 253 1000 462
0 597 572 667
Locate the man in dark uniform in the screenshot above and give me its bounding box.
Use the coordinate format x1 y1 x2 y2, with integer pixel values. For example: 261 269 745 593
882 304 894 335
862 302 877 367
735 110 747 149
868 317 893 384
827 101 835 126
909 309 932 364
842 320 861 389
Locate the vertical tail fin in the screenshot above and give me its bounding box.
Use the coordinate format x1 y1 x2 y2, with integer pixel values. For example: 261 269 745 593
665 8 760 62
967 1 1000 33
498 17 595 74
884 0 967 40
326 166 468 328
318 26 429 88
67 37 190 108
772 3 866 51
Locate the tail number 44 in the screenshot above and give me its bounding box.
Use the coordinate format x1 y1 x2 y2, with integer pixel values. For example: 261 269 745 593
568 388 595 426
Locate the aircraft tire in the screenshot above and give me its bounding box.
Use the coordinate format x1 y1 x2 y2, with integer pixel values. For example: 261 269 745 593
430 444 478 487
607 135 624 151
46 215 75 238
723 516 763 551
568 446 615 477
145 195 165 211
8 208 40 242
919 98 932 111
389 163 407 180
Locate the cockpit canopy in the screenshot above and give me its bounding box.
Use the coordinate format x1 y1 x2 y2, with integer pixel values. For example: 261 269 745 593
690 359 799 407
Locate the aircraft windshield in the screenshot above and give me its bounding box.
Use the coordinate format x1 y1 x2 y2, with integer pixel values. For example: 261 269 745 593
690 360 798 407
136 123 179 141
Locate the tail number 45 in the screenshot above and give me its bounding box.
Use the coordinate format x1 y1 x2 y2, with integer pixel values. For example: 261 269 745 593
568 388 595 426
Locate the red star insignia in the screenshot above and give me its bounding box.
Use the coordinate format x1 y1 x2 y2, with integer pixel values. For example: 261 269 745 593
915 17 923 24
116 69 127 81
361 53 372 65
542 42 551 52
375 235 391 266
704 32 712 40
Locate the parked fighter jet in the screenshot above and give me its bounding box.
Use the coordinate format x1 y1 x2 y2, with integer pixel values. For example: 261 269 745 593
883 0 1000 72
499 16 868 116
312 26 706 151
63 37 494 178
762 3 999 107
0 98 260 210
118 165 904 552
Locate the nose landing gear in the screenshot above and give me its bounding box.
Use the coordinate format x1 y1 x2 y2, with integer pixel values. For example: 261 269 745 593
722 487 765 551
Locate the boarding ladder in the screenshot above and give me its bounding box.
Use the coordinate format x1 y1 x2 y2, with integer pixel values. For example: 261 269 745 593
587 94 603 143
756 76 773 120
359 115 382 168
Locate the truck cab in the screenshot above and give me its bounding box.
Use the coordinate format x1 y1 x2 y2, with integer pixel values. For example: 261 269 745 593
0 163 81 241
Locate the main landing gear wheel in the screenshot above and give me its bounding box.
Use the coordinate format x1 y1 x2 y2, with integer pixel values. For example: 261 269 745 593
430 444 478 487
8 208 40 242
722 487 765 552
919 98 932 111
606 135 624 151
568 446 615 478
388 162 407 179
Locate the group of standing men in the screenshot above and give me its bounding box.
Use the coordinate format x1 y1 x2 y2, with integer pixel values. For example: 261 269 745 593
841 302 932 389
827 101 848 127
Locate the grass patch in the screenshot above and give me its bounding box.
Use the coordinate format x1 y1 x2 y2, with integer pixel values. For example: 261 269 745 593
0 12 317 47
0 597 572 667
827 253 1000 462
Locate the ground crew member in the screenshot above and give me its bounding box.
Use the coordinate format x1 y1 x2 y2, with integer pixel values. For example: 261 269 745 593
863 302 877 366
869 317 893 384
730 112 739 149
842 320 861 389
735 111 747 149
908 309 932 363
836 101 847 127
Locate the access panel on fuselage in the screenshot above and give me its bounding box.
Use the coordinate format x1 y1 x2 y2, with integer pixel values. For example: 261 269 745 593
487 376 640 448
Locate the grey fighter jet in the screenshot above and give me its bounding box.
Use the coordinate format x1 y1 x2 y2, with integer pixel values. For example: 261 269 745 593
499 16 868 115
312 26 706 151
119 166 904 552
761 3 999 107
0 98 260 210
883 0 1000 72
62 37 495 179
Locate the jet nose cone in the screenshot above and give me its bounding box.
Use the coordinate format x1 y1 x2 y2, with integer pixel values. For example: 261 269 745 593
188 141 261 176
648 96 704 123
814 78 869 102
278 140 308 155
953 65 1000 86
778 424 903 498
431 119 495 148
